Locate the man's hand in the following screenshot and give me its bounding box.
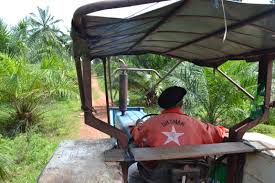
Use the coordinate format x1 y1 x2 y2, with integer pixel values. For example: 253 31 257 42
136 119 144 125
218 126 229 138
224 128 229 138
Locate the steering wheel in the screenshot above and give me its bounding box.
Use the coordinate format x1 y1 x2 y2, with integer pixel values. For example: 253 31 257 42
135 113 158 125
141 113 158 120
127 113 159 147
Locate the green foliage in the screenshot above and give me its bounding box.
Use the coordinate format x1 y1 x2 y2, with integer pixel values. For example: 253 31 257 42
28 7 68 63
123 55 178 72
249 124 273 134
169 61 257 125
168 62 205 116
0 53 77 135
40 100 80 138
93 59 104 77
108 55 178 106
204 61 257 124
0 7 70 63
0 133 58 183
0 54 46 134
0 144 11 182
40 54 78 100
144 105 160 114
267 109 275 126
29 6 63 43
0 19 10 53
0 99 80 183
9 18 30 57
128 72 163 106
108 56 258 125
0 7 79 183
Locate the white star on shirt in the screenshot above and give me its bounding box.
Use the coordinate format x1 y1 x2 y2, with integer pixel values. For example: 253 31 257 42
161 126 184 146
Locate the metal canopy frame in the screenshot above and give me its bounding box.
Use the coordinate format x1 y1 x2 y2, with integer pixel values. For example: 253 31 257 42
71 1 275 183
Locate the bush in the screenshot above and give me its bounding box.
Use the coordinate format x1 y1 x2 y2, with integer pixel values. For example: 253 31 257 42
0 53 78 135
0 54 47 134
0 99 80 183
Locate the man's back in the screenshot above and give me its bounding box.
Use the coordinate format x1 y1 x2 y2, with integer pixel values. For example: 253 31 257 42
131 107 226 147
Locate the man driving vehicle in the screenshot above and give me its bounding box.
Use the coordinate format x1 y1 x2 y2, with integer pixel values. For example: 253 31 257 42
128 86 228 183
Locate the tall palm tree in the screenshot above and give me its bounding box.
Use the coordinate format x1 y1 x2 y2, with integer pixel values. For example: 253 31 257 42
28 7 66 62
29 6 63 44
0 19 10 53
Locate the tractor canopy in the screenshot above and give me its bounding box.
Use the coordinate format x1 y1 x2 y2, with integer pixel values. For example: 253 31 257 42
71 0 275 67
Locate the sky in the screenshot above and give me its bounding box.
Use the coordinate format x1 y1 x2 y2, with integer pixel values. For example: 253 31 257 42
0 0 271 32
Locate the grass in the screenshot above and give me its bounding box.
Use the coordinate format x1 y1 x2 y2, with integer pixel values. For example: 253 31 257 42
249 124 275 138
0 99 81 183
267 108 275 126
40 99 81 139
266 125 275 138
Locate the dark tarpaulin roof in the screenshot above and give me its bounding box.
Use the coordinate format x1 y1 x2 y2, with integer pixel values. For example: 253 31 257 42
71 0 275 67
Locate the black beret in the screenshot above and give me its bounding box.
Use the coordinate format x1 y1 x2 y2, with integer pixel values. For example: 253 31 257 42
158 86 187 109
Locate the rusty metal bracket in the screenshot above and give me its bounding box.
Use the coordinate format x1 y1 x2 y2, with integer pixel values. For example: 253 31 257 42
84 110 128 147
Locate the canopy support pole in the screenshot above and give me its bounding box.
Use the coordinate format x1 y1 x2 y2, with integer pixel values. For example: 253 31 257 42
258 55 273 121
74 56 86 109
107 57 114 106
216 68 254 100
227 55 273 183
82 57 93 110
103 57 111 125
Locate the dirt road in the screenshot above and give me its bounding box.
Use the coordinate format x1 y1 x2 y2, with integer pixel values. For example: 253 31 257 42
79 76 109 139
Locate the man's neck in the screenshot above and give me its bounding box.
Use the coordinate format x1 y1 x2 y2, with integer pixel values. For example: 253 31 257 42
161 106 185 115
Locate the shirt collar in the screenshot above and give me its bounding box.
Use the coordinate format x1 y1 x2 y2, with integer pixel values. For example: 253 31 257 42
161 107 186 115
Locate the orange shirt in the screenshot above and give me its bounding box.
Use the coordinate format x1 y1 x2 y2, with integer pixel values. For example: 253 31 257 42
131 107 227 147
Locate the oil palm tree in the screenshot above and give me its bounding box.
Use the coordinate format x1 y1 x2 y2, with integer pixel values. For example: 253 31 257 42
0 19 10 53
0 53 46 134
29 6 62 44
168 62 206 116
28 6 66 62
